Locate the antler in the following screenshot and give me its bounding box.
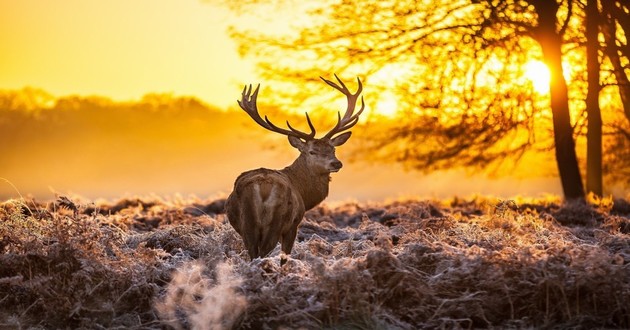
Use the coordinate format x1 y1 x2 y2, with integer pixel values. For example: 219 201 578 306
320 74 365 139
237 84 316 141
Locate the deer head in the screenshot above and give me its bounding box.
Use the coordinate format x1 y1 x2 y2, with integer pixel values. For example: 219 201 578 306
237 74 365 174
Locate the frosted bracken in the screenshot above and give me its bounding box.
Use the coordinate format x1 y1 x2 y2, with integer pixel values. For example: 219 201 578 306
0 195 629 329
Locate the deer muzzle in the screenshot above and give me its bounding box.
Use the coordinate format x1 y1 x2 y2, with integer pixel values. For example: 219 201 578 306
330 160 343 172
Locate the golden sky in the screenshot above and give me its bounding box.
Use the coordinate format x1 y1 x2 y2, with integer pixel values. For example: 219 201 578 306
0 0 568 201
0 0 255 108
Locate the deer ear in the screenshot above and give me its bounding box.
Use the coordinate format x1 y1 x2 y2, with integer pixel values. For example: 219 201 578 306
288 136 307 151
330 132 352 146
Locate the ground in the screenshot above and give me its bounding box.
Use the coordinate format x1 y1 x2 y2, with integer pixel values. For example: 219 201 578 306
1 194 629 329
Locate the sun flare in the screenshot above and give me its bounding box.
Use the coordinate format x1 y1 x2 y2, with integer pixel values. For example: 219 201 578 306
523 60 550 94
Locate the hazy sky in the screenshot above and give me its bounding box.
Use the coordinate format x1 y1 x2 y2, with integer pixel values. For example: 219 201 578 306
0 0 255 108
0 0 571 201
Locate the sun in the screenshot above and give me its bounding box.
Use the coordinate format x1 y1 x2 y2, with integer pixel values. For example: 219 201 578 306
523 60 551 94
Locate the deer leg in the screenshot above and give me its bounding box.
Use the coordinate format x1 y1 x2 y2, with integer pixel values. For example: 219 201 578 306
257 200 284 258
280 229 298 255
242 201 263 259
243 228 260 260
280 225 299 266
258 232 279 259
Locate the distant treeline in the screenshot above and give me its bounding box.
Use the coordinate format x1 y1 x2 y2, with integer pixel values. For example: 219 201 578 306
0 88 241 165
0 88 277 199
1 87 627 199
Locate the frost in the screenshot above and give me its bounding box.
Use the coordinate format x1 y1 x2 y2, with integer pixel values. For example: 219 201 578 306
0 195 629 329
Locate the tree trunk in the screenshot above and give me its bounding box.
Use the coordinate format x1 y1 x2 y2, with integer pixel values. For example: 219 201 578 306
601 0 630 122
530 0 585 200
586 0 603 196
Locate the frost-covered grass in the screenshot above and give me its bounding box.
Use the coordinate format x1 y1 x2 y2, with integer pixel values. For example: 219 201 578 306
1 195 629 329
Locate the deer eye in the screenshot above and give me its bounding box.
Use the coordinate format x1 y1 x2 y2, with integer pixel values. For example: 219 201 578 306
309 151 317 155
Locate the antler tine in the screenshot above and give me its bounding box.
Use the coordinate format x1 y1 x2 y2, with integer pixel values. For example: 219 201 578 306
286 112 316 139
324 96 365 139
237 84 316 140
321 75 365 139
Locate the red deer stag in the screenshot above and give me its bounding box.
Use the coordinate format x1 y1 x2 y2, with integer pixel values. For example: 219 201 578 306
225 75 364 262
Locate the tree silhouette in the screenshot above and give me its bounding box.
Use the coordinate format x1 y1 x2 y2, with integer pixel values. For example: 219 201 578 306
586 0 602 196
526 0 584 199
602 0 630 123
599 0 630 192
223 0 629 199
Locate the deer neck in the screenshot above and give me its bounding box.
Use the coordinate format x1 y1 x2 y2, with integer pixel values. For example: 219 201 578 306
282 156 330 210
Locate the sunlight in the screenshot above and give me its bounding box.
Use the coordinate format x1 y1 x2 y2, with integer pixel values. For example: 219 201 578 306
374 91 399 117
369 62 415 117
523 60 551 94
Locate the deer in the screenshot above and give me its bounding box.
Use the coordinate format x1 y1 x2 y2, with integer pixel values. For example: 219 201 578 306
225 75 365 263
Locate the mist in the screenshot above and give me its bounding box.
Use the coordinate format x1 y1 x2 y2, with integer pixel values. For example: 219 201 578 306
1 89 565 202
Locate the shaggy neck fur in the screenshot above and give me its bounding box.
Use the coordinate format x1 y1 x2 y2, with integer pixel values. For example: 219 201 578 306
282 155 330 211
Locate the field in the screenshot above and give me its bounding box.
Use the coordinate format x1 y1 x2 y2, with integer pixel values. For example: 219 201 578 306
1 195 629 329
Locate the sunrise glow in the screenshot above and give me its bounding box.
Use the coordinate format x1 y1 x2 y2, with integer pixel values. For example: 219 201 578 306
523 60 551 94
0 0 253 108
1 0 623 204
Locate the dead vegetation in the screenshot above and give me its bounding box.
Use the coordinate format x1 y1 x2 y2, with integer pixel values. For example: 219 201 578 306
0 195 629 329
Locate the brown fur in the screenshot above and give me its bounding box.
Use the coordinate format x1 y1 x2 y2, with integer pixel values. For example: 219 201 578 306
227 75 363 260
226 137 348 260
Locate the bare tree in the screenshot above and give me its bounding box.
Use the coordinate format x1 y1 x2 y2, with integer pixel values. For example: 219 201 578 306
586 0 603 196
223 0 591 199
599 0 630 189
525 0 584 199
601 0 630 122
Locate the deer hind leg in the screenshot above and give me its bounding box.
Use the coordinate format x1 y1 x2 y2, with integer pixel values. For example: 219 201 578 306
256 210 277 258
280 228 297 266
280 224 299 266
258 234 278 258
243 219 261 259
280 225 298 256
257 197 285 258
242 191 265 259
